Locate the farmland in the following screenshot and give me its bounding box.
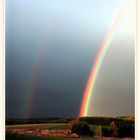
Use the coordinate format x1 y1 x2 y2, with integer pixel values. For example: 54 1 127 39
6 116 135 140
6 123 97 140
6 123 70 130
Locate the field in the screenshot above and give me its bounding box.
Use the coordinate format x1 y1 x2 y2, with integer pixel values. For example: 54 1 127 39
6 135 135 140
6 123 97 140
6 135 96 140
6 123 70 130
6 123 134 140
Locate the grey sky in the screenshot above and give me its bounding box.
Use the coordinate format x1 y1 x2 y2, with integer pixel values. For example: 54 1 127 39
6 0 134 118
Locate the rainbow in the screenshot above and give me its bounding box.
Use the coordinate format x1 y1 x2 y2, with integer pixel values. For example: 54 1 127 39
27 46 47 118
79 3 128 117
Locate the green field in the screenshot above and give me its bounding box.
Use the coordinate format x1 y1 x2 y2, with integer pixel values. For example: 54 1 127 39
6 135 135 140
6 123 71 130
6 135 96 140
6 123 98 130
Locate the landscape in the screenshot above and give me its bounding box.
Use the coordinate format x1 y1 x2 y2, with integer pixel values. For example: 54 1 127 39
6 0 135 140
6 116 135 140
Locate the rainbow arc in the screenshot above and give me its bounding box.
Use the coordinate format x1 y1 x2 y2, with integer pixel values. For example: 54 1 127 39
79 2 128 117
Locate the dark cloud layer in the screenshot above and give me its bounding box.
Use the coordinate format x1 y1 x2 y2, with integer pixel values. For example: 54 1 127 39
6 0 134 118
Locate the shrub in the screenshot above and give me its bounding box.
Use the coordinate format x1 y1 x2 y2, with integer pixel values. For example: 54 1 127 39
71 121 92 136
118 124 135 138
101 126 113 137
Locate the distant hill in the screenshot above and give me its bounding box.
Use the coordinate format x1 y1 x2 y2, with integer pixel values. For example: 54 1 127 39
79 116 135 126
6 116 135 125
117 115 135 121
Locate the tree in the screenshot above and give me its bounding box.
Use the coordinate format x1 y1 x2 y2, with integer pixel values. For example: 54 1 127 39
71 120 92 136
101 126 113 137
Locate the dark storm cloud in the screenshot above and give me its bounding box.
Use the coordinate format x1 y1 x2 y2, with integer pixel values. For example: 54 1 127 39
6 0 134 118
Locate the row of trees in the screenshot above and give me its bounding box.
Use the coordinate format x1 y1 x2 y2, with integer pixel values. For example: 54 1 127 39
70 120 135 138
79 116 115 125
79 116 134 126
6 118 70 125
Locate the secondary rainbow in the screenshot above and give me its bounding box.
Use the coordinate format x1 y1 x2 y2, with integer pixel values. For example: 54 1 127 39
79 3 128 117
27 46 47 118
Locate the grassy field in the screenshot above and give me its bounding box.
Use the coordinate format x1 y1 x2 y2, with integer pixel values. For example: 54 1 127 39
6 123 99 130
6 135 135 140
6 123 71 130
6 135 96 140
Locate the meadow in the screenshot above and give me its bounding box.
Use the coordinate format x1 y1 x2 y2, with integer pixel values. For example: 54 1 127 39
6 123 71 130
6 135 96 140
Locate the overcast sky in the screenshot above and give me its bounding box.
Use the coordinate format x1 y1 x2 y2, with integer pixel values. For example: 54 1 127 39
6 0 135 118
